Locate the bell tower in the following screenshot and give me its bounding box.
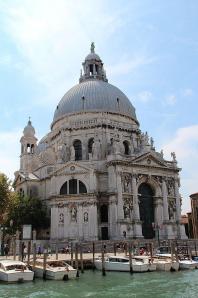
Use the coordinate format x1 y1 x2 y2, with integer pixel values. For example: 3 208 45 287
20 118 37 172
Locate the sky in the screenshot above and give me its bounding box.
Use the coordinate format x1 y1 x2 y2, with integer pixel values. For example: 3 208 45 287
0 0 198 213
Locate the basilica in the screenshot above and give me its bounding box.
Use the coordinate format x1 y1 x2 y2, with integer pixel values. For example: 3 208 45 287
14 43 187 241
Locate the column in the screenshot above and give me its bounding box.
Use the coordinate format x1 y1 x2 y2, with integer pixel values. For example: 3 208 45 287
109 197 117 239
175 179 187 239
132 175 143 238
132 175 140 220
175 179 181 221
116 172 124 220
162 179 169 221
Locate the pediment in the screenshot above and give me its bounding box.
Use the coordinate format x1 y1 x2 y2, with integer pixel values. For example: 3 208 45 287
132 152 167 168
54 162 92 176
13 171 39 186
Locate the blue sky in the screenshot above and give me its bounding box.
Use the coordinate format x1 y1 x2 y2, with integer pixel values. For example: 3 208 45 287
0 0 198 213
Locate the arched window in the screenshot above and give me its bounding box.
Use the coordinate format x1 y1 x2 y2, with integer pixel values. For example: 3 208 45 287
60 179 87 195
31 144 34 153
123 141 130 155
27 143 31 153
79 181 87 193
88 138 94 154
73 140 82 161
60 181 68 195
69 179 77 194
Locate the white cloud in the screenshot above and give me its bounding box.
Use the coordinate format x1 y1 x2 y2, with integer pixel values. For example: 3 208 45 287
162 125 198 213
136 90 152 103
182 88 193 97
0 0 125 86
165 94 177 106
107 55 156 77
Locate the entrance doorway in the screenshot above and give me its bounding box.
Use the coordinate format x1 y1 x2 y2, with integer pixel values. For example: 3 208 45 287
101 227 109 240
138 183 155 239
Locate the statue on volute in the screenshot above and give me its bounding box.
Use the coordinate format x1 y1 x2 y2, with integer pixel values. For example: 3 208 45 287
70 145 75 161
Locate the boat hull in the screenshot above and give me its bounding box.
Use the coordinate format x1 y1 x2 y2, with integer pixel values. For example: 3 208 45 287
94 260 148 272
33 266 77 280
0 270 34 282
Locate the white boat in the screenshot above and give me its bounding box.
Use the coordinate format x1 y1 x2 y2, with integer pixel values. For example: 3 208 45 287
31 259 77 280
0 259 34 282
134 256 156 272
179 259 197 270
153 257 172 271
94 255 149 272
155 254 179 271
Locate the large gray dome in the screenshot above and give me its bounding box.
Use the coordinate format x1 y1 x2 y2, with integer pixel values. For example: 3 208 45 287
53 80 137 123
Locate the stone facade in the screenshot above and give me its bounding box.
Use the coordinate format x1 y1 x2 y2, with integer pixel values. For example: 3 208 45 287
14 44 187 241
189 193 198 238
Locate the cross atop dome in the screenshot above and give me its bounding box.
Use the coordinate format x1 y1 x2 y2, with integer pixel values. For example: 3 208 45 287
79 43 108 83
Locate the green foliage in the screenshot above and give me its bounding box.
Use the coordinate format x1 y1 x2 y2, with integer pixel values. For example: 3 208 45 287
0 173 12 217
6 194 50 232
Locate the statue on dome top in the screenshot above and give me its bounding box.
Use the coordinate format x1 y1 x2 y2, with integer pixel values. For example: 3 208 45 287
91 42 95 53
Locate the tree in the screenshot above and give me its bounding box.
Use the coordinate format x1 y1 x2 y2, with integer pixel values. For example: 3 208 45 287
0 173 12 220
6 194 50 233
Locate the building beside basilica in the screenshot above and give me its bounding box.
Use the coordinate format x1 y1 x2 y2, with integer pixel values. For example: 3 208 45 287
14 44 187 241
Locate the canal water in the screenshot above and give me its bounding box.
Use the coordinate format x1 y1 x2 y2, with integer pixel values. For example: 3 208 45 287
0 270 197 298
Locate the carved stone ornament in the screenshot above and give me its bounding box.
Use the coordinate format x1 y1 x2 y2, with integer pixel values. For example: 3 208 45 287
59 212 64 224
122 173 132 193
168 199 176 220
166 178 175 197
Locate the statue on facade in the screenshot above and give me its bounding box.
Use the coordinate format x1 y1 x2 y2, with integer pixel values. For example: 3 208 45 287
84 212 88 223
171 152 177 162
168 200 176 220
70 145 75 161
71 206 77 222
123 204 130 219
123 175 131 193
150 137 154 148
92 137 101 160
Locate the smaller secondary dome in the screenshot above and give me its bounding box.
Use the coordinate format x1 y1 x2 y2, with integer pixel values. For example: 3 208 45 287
23 119 35 137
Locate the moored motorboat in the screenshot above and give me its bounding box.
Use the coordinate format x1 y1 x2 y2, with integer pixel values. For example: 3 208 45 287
153 257 172 271
94 255 149 272
0 259 34 282
134 256 156 272
179 259 197 270
155 254 179 271
30 259 77 280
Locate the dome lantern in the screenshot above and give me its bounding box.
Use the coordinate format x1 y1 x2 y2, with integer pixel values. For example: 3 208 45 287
79 42 108 83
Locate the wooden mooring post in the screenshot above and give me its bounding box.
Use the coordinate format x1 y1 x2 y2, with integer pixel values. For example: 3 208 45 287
194 241 197 256
80 245 84 273
43 253 47 280
71 242 74 267
129 242 133 274
33 243 36 271
55 241 58 260
113 242 117 256
75 243 79 277
149 242 153 263
27 241 31 266
92 242 95 270
13 237 16 260
101 243 106 276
